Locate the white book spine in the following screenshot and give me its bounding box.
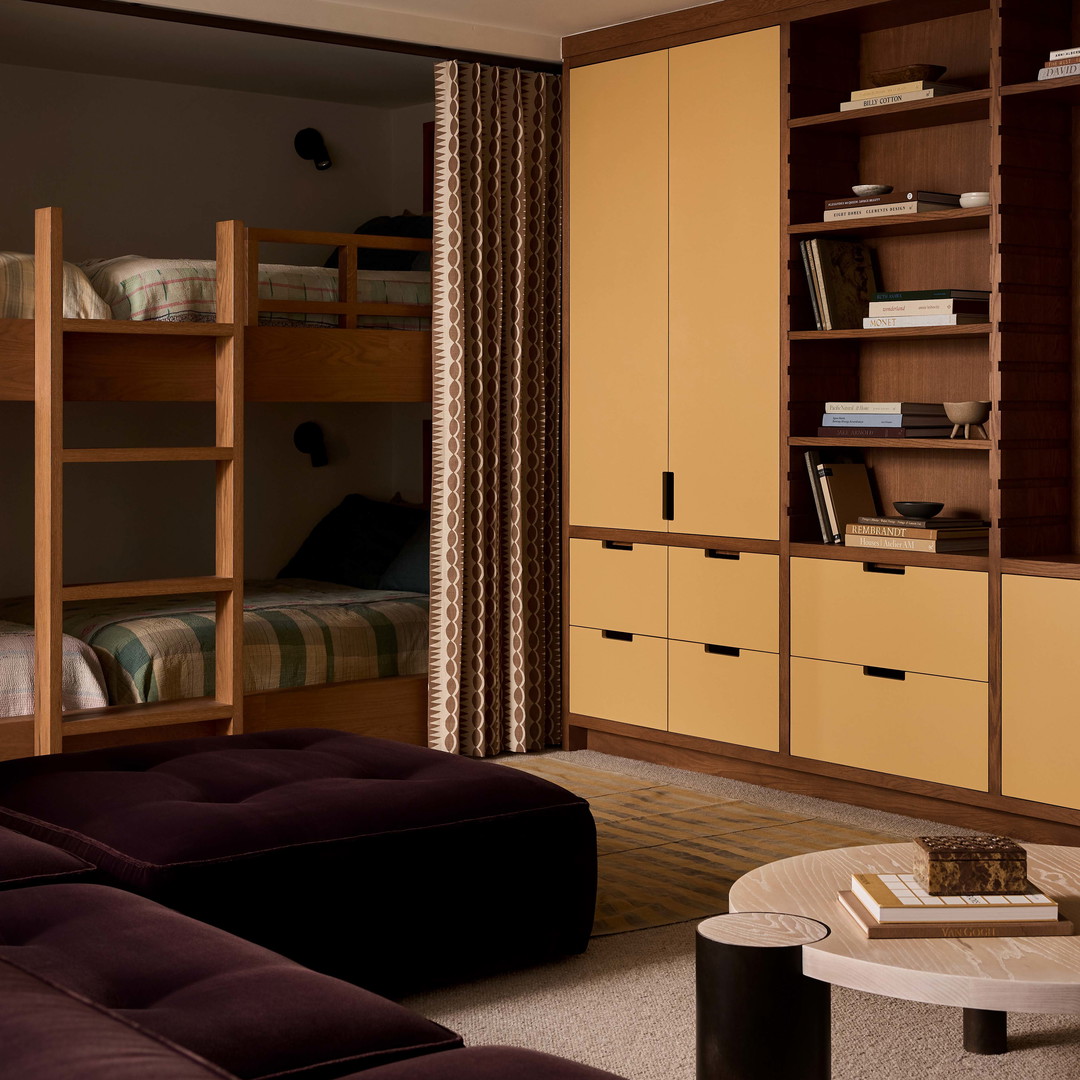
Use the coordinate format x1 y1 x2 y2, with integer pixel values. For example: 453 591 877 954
1039 64 1080 79
825 402 915 414
863 315 985 328
823 202 940 221
867 300 985 316
839 88 958 110
849 80 957 99
1049 46 1080 60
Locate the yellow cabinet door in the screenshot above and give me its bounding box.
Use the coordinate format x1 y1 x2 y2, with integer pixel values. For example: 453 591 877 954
790 558 988 681
790 657 987 791
568 538 667 637
669 640 778 750
668 548 778 652
568 52 669 531
1002 575 1080 810
668 29 780 540
568 627 667 730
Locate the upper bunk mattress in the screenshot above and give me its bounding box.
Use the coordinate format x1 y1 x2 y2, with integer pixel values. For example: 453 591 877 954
50 579 428 705
0 620 109 717
78 257 431 329
0 252 111 319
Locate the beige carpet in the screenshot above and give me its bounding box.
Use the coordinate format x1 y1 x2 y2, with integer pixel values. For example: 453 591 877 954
401 751 1080 1079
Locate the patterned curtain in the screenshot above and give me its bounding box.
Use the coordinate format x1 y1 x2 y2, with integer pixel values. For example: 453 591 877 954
429 61 562 757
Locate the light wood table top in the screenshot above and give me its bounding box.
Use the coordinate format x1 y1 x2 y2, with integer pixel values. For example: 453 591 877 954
728 842 1080 1014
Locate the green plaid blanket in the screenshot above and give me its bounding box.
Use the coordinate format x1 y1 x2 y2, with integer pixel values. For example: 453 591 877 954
54 580 428 705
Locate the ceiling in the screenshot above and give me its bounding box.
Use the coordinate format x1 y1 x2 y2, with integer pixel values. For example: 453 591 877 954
0 0 442 107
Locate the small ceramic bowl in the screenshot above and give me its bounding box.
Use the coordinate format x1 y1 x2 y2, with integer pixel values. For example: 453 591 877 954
959 191 991 208
852 184 893 197
868 64 947 87
893 501 944 519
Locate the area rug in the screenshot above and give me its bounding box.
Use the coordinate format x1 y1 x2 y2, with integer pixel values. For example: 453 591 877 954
498 756 903 934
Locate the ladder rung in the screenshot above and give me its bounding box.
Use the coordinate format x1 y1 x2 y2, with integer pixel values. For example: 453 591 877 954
62 576 236 602
62 447 235 463
62 697 233 737
61 319 234 337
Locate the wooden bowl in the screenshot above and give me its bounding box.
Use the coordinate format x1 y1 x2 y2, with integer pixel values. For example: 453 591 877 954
867 64 947 87
943 401 991 425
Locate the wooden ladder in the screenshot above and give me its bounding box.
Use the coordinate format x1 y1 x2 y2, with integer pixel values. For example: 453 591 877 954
33 207 247 753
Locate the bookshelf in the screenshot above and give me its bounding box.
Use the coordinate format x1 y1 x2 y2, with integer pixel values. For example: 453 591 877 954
563 0 1080 843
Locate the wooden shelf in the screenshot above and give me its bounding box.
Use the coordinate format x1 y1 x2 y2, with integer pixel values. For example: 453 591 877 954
1001 556 1080 581
62 576 234 602
62 697 233 737
789 89 990 136
789 542 990 572
789 206 990 238
1001 76 1080 104
62 447 234 463
61 319 234 337
790 436 990 450
790 324 992 340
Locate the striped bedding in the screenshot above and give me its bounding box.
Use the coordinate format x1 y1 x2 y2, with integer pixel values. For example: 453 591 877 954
0 620 109 717
54 580 428 705
79 257 431 330
0 252 112 319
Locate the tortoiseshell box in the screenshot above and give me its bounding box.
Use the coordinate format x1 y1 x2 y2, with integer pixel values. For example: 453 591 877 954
913 835 1028 896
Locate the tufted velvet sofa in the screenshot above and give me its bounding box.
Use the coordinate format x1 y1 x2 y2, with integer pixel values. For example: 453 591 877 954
0 728 598 996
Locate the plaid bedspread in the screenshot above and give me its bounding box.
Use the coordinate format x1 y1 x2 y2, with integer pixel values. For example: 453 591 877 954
0 620 109 717
78 257 431 330
0 252 112 319
51 580 428 705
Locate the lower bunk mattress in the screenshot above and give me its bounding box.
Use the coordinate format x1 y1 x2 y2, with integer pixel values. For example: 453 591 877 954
0 620 109 716
1 581 428 708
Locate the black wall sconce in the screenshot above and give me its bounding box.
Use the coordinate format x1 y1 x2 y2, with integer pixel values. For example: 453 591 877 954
294 128 332 171
294 421 329 467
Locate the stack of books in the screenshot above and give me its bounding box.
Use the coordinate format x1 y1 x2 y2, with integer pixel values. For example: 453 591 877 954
838 79 966 111
819 401 950 439
1038 46 1080 81
845 514 990 554
823 190 959 223
863 288 990 329
839 872 1070 939
800 237 877 330
804 451 876 544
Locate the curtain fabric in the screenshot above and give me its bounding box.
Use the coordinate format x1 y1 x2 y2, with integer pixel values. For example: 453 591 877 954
429 61 563 757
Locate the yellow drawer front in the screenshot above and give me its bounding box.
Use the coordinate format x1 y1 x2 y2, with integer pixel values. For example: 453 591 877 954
790 558 987 680
568 627 667 730
568 539 667 637
1002 575 1080 810
790 657 987 791
668 548 778 652
669 641 778 751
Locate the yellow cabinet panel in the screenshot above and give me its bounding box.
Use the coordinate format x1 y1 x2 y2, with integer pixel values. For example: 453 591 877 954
668 29 780 540
568 52 669 531
668 548 778 652
669 641 778 750
569 539 667 637
790 657 987 791
1002 575 1080 810
790 558 987 680
568 627 666 730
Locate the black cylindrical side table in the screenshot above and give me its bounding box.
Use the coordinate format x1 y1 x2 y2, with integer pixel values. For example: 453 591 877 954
697 911 831 1080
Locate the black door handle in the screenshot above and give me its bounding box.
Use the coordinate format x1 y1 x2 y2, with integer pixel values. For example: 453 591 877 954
863 563 905 575
704 644 740 657
662 472 674 520
602 630 634 642
863 666 905 680
705 549 740 560
602 540 634 551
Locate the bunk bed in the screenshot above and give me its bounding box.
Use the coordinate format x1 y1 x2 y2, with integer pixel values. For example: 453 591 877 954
0 207 434 761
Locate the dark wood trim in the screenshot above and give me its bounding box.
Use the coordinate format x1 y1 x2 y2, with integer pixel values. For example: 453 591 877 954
569 720 1080 845
560 59 573 749
569 526 781 554
26 0 562 72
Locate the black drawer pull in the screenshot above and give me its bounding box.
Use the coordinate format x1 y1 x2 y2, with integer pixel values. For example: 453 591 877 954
662 472 674 520
863 666 905 681
705 549 740 560
705 644 740 657
863 563 905 575
602 540 634 551
602 630 633 642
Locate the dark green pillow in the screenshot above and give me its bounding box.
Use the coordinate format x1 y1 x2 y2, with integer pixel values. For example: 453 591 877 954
378 522 430 593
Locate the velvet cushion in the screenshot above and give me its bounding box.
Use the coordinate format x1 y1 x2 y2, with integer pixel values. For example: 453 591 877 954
0 730 597 995
378 522 429 593
0 883 461 1080
0 822 94 889
0 955 233 1080
349 1048 629 1080
278 495 427 588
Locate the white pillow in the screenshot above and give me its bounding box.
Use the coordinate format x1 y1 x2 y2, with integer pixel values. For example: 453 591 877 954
0 251 111 319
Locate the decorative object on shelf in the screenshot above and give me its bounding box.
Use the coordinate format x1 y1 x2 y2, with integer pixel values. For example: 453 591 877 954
852 184 892 196
913 836 1029 896
959 191 991 208
944 401 991 439
867 64 947 87
892 501 943 518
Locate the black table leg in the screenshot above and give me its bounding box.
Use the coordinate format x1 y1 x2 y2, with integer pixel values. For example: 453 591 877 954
963 1008 1008 1054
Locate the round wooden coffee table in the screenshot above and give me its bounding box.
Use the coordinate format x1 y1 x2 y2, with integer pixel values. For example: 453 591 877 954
727 842 1080 1056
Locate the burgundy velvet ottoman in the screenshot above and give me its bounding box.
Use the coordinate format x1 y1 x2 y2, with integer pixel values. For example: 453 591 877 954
0 883 461 1080
0 729 597 994
0 821 95 889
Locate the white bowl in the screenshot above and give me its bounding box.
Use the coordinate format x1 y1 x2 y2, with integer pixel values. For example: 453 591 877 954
852 184 893 197
959 191 991 208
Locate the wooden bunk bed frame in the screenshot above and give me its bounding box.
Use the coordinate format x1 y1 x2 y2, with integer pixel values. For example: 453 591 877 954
0 207 433 760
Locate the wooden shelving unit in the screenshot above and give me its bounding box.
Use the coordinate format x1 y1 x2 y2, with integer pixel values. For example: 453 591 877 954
788 205 990 236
